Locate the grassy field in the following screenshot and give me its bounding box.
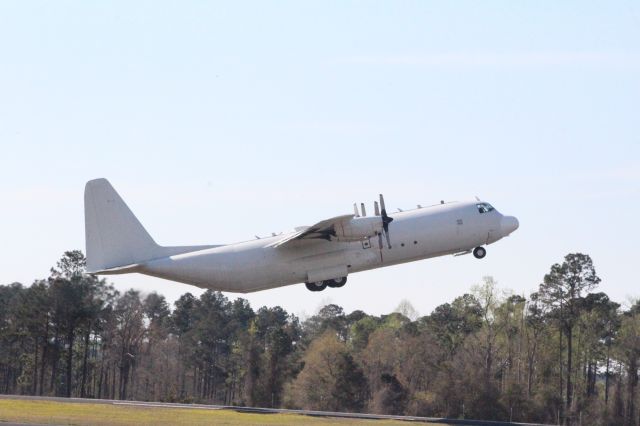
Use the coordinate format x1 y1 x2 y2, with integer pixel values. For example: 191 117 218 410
0 399 445 426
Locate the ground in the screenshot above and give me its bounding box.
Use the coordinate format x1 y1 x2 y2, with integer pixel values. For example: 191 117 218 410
0 398 446 426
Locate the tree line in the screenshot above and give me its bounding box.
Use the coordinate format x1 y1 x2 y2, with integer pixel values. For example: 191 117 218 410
1 250 639 425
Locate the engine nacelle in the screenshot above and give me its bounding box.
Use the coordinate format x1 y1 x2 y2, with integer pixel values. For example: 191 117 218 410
334 217 383 242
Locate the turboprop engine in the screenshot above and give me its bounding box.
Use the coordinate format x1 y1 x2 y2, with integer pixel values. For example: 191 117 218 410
334 195 394 248
334 216 383 242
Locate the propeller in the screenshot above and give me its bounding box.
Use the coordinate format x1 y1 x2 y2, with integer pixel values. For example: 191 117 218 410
379 194 393 249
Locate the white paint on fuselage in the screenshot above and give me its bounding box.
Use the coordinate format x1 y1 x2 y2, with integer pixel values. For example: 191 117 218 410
138 200 508 293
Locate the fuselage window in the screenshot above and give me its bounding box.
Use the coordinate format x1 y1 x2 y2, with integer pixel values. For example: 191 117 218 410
476 203 495 214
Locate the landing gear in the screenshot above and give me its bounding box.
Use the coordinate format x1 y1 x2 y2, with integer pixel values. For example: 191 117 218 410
305 281 327 292
304 277 348 291
327 277 347 288
473 246 487 259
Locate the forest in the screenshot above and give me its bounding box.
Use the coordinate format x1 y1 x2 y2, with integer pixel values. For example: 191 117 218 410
1 250 639 425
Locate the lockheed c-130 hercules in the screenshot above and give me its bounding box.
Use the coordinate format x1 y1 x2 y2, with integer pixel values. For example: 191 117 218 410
84 179 519 292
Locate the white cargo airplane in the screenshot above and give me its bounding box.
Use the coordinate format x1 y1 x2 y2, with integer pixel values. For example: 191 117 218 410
84 179 519 293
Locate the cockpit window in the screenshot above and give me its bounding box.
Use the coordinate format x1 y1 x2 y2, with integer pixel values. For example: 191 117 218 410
476 203 495 214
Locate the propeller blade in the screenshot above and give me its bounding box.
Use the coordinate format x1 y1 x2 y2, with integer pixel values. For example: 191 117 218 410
353 203 360 217
378 232 383 250
374 201 380 216
379 194 393 249
361 203 366 217
382 218 392 249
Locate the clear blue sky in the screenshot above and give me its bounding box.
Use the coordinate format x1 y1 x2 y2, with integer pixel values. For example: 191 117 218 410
1 1 639 318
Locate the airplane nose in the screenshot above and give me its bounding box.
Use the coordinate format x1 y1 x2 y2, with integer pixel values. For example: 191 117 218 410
501 216 519 236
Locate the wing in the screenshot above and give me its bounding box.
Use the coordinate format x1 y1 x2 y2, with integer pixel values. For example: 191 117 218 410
268 214 354 248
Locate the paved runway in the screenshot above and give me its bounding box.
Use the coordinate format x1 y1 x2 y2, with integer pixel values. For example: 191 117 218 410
0 394 549 426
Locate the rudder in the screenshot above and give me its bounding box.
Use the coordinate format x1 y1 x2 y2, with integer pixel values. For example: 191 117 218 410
84 179 162 272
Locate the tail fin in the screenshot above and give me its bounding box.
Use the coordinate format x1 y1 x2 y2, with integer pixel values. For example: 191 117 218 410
84 179 164 272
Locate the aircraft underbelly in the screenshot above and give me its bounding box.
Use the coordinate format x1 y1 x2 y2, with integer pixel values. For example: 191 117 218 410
141 240 381 292
235 243 379 291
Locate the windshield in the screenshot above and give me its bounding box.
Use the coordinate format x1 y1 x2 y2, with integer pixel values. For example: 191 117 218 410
476 203 495 214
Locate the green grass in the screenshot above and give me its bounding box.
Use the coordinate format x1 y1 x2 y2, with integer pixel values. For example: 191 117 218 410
0 399 445 425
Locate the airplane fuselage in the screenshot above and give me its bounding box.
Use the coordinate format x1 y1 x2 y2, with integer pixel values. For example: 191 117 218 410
132 201 515 292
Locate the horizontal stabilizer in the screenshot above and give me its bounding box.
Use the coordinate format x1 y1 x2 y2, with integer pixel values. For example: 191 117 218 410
89 263 142 275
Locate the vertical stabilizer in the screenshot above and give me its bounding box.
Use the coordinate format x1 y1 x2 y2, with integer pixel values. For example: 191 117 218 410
84 179 162 272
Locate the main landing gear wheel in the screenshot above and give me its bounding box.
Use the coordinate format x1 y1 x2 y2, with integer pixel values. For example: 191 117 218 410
305 281 327 292
473 246 487 259
327 277 347 288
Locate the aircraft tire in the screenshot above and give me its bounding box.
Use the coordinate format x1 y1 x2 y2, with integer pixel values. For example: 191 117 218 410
326 277 347 288
305 281 327 292
473 246 487 259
